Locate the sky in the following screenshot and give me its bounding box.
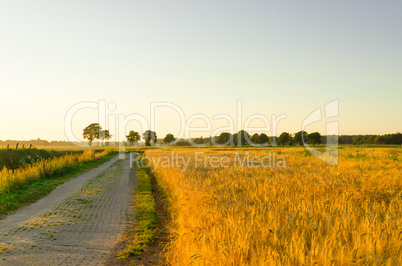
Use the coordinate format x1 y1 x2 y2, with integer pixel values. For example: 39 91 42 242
1 0 401 142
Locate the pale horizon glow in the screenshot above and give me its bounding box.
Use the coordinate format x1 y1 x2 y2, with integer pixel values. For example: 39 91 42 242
1 0 401 141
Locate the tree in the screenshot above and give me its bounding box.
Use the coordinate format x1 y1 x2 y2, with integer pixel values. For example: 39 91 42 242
352 135 363 145
143 130 157 146
325 135 338 145
259 133 269 145
278 132 292 146
389 132 402 145
366 135 376 144
163 134 176 144
99 130 111 146
193 137 205 145
126 130 141 146
307 132 322 146
175 139 191 146
234 130 250 146
294 131 308 146
83 123 102 147
215 132 233 146
250 133 260 145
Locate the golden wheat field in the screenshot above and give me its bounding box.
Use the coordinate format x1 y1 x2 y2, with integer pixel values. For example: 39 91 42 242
145 147 402 265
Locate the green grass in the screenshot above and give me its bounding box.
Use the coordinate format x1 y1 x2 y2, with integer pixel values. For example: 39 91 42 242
0 152 117 218
119 168 157 259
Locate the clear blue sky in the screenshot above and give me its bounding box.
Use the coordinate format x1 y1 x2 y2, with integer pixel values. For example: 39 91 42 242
1 0 401 141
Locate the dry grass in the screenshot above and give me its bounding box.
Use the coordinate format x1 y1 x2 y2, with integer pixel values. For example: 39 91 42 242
145 147 402 265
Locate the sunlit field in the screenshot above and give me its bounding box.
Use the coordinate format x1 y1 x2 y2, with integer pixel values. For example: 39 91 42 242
145 147 402 265
0 149 115 195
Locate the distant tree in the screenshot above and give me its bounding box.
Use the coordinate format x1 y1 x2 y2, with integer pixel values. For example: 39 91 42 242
325 135 338 145
232 133 238 145
194 137 205 145
374 135 384 144
215 132 233 146
366 135 376 144
307 132 322 146
203 137 212 145
339 135 353 145
250 133 260 145
234 130 250 146
83 123 102 147
99 130 112 146
352 136 363 145
259 133 269 145
163 134 176 144
389 132 402 145
278 132 292 146
126 130 141 146
143 130 157 146
175 139 191 146
294 131 307 146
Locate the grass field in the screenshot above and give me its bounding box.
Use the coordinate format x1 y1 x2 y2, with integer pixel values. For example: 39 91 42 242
0 148 85 170
0 148 117 217
145 147 401 265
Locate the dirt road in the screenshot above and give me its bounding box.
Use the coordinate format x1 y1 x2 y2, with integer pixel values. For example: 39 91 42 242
0 156 136 265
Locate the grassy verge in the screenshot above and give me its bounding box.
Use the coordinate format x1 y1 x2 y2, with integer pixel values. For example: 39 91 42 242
0 148 83 170
119 168 157 259
0 152 117 218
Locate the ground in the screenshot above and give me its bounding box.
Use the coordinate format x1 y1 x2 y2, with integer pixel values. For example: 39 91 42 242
0 156 136 265
106 167 170 266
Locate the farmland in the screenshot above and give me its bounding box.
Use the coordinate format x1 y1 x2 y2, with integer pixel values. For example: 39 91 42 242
0 147 117 217
0 148 84 170
145 147 402 265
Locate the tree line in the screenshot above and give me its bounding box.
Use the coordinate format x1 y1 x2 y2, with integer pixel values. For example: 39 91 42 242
337 133 402 145
81 124 402 147
160 131 402 146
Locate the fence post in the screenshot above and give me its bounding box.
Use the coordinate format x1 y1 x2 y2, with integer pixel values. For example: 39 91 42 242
30 144 32 149
7 144 9 149
16 143 19 150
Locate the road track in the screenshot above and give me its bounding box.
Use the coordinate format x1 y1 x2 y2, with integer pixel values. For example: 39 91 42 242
0 156 136 265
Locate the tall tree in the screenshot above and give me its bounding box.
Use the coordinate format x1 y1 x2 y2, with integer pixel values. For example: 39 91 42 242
126 130 141 146
143 130 157 146
99 130 111 146
278 132 292 146
235 130 250 146
294 131 308 146
216 132 233 146
307 132 322 146
250 133 260 145
83 123 102 147
163 133 176 144
259 133 269 145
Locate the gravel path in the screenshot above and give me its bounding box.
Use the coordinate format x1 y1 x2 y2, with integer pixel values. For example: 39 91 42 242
0 156 136 265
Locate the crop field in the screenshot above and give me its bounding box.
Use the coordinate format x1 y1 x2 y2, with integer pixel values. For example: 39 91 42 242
0 148 115 195
145 147 402 265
